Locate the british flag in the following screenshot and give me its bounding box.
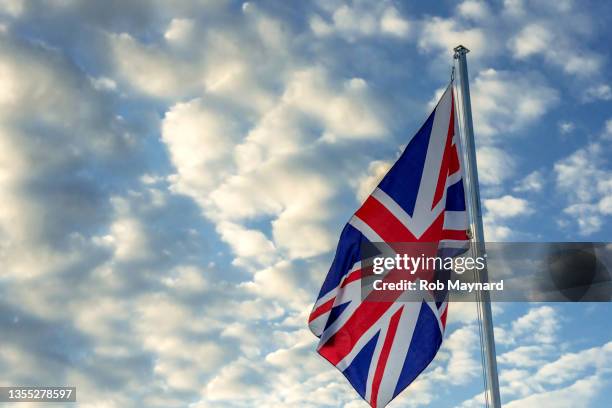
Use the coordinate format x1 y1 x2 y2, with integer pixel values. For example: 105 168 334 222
308 84 470 407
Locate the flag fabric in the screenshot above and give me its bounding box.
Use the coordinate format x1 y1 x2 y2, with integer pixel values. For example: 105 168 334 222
308 84 469 407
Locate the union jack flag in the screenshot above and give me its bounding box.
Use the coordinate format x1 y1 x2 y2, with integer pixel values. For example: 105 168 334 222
308 84 469 407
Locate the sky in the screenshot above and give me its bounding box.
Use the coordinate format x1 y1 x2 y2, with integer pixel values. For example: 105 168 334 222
0 0 611 407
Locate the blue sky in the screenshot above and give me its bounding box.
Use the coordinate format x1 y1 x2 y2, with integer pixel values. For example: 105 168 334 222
0 0 611 407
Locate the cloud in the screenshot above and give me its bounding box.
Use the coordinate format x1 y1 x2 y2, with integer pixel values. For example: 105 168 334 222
108 5 284 106
380 6 411 37
482 193 535 240
554 142 612 235
216 221 276 268
514 170 544 193
470 69 559 138
604 118 612 140
354 159 393 202
475 146 516 185
505 376 604 408
418 16 487 58
498 345 555 368
463 306 612 407
508 23 553 59
0 33 138 282
110 32 200 99
482 194 533 241
281 68 386 142
505 4 603 77
162 66 386 263
583 84 612 102
164 18 195 44
443 326 481 382
559 121 575 134
510 305 559 345
457 0 491 20
484 195 533 219
107 216 152 261
161 98 241 197
205 357 269 401
1 1 611 407
500 340 612 407
0 0 24 16
309 1 410 40
0 30 234 400
419 0 605 86
207 156 339 259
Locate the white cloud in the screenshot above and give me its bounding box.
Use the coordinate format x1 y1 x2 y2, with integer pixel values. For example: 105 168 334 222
422 0 604 85
555 143 604 201
604 118 612 140
315 5 377 38
310 2 410 40
533 341 612 385
583 84 612 102
505 4 603 77
464 308 612 406
283 69 386 141
508 23 553 59
216 221 276 267
498 345 555 367
554 142 612 235
108 216 151 261
110 32 200 98
90 76 117 91
354 159 393 202
446 301 480 324
514 170 544 192
484 195 533 219
482 194 532 241
562 204 604 235
559 121 575 134
205 358 268 401
163 66 385 261
418 16 487 58
0 33 135 280
484 224 513 241
380 6 411 37
511 305 559 344
2 1 611 407
500 340 612 407
162 98 240 198
505 376 604 408
457 1 491 20
241 260 313 312
164 18 195 44
443 326 481 382
470 69 559 138
207 158 338 259
475 146 516 185
0 0 24 17
140 306 225 381
162 265 208 292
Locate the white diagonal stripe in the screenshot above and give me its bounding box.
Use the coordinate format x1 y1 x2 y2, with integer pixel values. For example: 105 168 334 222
376 301 422 407
443 210 468 230
410 85 453 234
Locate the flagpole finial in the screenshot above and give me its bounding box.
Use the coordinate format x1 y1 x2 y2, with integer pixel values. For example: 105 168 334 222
453 45 470 59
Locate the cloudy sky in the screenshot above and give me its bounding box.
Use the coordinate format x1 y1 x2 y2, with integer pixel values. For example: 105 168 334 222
0 0 611 407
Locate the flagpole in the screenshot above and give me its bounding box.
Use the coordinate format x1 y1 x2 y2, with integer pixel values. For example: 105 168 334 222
453 45 502 408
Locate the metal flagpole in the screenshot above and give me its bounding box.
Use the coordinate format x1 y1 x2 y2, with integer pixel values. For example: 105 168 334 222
453 45 502 408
